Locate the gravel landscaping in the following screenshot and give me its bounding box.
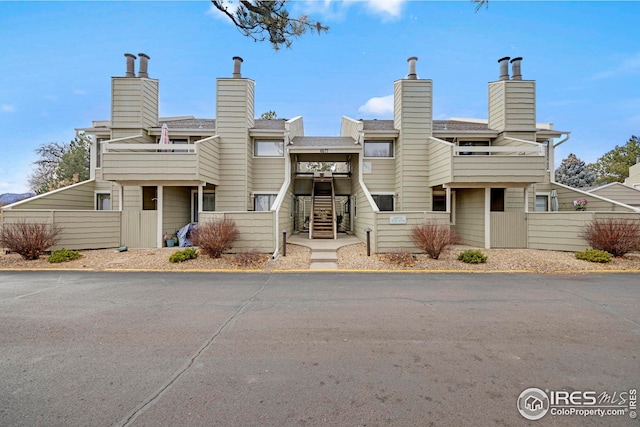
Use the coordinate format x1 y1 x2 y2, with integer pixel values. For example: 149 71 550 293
2 242 640 273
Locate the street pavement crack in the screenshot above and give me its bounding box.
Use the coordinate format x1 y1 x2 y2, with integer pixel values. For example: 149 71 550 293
117 275 273 427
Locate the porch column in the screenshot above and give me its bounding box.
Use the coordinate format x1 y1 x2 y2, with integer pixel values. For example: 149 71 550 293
484 187 491 249
118 183 123 212
157 185 163 248
445 186 452 218
524 185 530 213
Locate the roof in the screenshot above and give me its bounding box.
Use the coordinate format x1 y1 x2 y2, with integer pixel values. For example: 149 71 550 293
361 119 491 132
253 119 287 130
161 118 215 129
291 136 357 147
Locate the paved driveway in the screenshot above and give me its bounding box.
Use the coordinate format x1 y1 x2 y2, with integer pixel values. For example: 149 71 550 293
1 272 638 426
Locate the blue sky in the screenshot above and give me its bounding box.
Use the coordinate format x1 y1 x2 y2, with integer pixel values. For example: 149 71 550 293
0 1 638 194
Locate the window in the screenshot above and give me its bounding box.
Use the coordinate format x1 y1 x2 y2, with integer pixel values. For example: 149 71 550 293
432 192 446 211
372 194 394 211
535 194 549 212
96 192 111 210
254 140 284 157
170 138 188 153
254 194 277 211
193 192 215 222
142 186 157 210
364 141 394 158
490 188 505 212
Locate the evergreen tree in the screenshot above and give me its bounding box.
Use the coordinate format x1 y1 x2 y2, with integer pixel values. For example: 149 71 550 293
590 135 640 184
29 135 91 194
555 153 595 188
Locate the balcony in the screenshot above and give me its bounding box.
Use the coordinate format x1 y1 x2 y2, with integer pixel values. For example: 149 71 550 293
101 136 219 184
429 137 547 186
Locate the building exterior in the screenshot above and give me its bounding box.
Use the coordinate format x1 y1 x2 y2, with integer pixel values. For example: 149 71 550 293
3 54 639 254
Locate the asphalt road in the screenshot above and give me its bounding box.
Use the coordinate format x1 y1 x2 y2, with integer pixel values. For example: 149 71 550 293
1 271 638 426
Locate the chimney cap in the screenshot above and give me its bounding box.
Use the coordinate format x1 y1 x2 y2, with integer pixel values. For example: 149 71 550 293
138 52 150 59
124 53 137 59
407 56 418 62
498 56 511 63
510 56 523 63
233 56 244 62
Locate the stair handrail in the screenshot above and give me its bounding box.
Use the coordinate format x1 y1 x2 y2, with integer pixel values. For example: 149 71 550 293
331 179 337 239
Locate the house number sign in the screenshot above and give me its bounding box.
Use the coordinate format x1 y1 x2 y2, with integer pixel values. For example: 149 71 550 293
389 215 407 224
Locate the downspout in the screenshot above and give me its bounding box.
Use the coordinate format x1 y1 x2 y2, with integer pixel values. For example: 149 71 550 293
271 151 292 259
550 133 571 183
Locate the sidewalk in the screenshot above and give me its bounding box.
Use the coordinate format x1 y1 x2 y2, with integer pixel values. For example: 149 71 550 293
287 233 362 270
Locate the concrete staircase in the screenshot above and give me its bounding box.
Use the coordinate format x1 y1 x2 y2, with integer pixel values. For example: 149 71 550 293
311 181 335 239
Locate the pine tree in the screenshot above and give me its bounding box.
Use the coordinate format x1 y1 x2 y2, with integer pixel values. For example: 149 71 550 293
555 153 595 188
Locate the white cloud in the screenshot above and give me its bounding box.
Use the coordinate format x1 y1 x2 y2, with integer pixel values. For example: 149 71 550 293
362 0 405 19
1 104 15 113
358 94 394 116
206 0 239 22
590 52 640 80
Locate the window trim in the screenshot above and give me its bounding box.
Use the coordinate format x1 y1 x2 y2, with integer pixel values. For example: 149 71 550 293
191 189 216 223
535 192 550 212
371 193 395 212
253 192 278 211
363 140 395 159
95 191 111 211
253 139 285 158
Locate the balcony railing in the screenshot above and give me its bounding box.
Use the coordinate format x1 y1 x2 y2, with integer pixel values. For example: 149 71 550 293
101 135 219 184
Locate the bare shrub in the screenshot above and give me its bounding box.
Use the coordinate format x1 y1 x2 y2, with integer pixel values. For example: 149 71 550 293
381 250 415 267
192 218 239 258
410 222 460 260
0 220 61 260
580 218 640 257
234 249 265 268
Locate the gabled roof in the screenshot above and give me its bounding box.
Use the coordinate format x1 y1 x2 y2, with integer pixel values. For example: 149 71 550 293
162 118 215 129
291 136 356 147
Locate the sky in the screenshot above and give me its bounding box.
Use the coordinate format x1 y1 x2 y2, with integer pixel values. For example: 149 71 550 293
0 0 639 194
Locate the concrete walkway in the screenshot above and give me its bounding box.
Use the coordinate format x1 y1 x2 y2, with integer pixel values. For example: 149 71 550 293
287 233 362 270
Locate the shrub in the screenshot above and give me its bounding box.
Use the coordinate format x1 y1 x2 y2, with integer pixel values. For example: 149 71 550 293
575 248 612 263
458 249 488 264
169 247 199 263
381 250 415 267
0 220 61 260
191 218 239 258
410 222 460 260
234 249 264 267
48 248 82 263
580 219 640 257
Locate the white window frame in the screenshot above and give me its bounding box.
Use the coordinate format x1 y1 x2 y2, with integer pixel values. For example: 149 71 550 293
95 191 111 211
535 192 550 212
254 139 284 157
363 140 395 158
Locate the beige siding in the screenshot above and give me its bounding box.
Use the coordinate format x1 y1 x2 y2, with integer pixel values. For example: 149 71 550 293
111 78 158 130
121 210 158 248
550 183 634 212
200 211 274 252
452 156 546 183
428 140 452 186
376 212 449 253
505 187 525 211
252 158 285 192
215 78 255 211
527 212 592 251
123 185 142 210
453 188 485 247
590 183 640 207
196 136 220 185
163 187 191 239
340 116 362 140
334 178 351 195
10 180 95 210
2 210 120 250
95 181 120 210
625 163 640 186
278 186 295 254
286 116 304 140
352 155 376 249
363 159 395 192
488 81 535 131
102 152 199 181
393 79 432 211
